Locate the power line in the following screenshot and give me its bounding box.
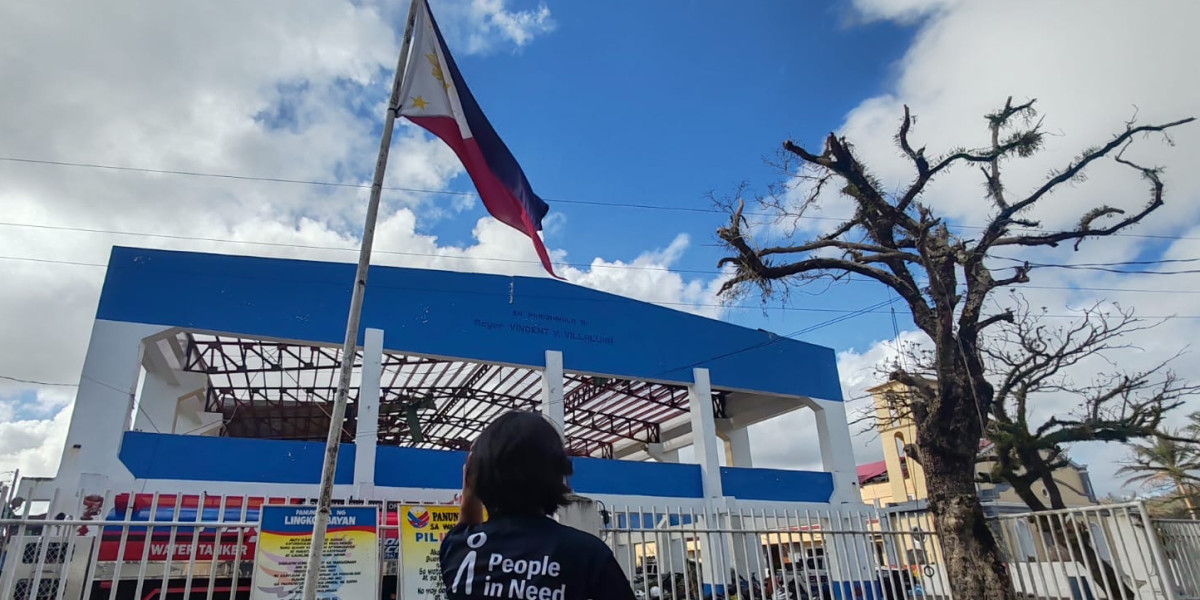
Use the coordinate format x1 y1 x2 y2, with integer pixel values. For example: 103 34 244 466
0 374 77 387
652 297 904 377
4 155 1200 242
0 156 469 197
6 219 1200 289
0 254 890 315
1031 264 1200 276
1038 257 1200 268
0 255 105 268
5 252 1200 317
0 220 717 275
791 297 901 336
0 155 741 216
995 254 1200 274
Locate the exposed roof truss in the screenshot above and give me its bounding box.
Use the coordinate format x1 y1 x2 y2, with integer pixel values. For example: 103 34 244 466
180 332 711 458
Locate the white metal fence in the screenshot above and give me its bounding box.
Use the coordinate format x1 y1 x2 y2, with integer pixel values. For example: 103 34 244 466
598 502 1200 600
989 503 1181 600
597 503 951 600
2 491 1198 600
0 490 424 600
1154 519 1200 599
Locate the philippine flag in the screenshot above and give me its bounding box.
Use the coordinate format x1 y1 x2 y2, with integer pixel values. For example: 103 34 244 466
398 0 559 278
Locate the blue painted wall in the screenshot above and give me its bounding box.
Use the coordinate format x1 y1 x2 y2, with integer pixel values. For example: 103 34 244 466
373 445 704 498
571 455 704 498
719 466 833 503
374 445 466 489
121 433 829 504
119 431 355 485
95 247 842 400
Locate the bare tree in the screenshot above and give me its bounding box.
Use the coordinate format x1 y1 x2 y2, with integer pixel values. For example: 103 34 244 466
980 299 1195 512
716 97 1193 600
974 300 1197 599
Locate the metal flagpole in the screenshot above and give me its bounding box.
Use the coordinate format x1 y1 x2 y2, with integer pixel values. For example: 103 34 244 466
300 2 420 599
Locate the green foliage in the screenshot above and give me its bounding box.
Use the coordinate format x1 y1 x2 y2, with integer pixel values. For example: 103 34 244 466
1118 433 1200 495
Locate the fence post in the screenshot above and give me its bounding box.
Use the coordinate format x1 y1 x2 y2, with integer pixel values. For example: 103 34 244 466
1137 501 1181 600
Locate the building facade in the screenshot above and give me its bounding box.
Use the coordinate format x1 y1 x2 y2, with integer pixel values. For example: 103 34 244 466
857 381 1098 515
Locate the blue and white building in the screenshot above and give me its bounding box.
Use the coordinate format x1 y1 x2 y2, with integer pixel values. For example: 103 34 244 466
30 246 879 596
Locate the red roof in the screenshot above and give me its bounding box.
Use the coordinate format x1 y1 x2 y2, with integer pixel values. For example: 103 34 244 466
857 460 888 485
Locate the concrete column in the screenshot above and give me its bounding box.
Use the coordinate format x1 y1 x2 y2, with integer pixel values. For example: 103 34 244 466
644 443 680 463
541 350 565 435
354 328 384 493
811 397 859 504
688 368 722 498
557 495 602 537
723 426 753 468
697 500 734 597
53 321 166 513
135 370 207 433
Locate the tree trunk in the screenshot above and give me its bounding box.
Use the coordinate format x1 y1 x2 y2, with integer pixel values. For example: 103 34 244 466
922 449 1016 600
1177 482 1198 520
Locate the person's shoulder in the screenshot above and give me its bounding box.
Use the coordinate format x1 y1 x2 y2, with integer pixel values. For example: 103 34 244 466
547 520 612 555
439 523 473 551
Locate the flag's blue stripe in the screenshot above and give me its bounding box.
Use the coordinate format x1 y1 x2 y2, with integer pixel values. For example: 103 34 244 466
424 6 550 231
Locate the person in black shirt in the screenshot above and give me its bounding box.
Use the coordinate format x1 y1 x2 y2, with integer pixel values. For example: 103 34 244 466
440 411 635 600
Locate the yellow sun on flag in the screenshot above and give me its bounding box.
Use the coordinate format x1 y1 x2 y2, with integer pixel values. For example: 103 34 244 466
425 52 450 92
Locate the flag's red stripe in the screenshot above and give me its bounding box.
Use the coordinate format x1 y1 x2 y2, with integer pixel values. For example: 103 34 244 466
408 115 558 278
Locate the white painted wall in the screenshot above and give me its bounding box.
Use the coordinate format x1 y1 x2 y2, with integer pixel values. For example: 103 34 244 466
134 369 207 434
53 320 171 514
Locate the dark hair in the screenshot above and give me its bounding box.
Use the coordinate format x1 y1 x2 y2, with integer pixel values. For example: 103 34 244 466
467 411 573 517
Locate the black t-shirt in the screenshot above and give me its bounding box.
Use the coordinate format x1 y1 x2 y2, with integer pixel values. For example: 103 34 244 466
440 515 635 600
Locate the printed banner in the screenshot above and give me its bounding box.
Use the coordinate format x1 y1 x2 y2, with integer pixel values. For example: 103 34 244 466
400 505 461 600
250 506 379 600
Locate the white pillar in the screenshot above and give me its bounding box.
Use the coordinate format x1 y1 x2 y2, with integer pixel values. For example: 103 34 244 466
541 350 565 435
688 368 722 498
134 370 207 433
812 398 859 504
719 426 753 468
644 443 680 463
53 321 166 513
354 328 384 494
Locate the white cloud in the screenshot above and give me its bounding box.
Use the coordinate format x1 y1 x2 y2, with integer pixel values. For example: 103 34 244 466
849 0 959 24
433 0 556 54
839 1 1200 242
752 0 1200 499
563 234 732 319
0 394 74 479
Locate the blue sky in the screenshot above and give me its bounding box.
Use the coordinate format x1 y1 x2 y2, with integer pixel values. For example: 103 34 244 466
420 0 916 351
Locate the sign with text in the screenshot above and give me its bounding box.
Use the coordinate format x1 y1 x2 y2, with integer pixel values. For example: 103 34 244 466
250 506 378 600
400 505 461 600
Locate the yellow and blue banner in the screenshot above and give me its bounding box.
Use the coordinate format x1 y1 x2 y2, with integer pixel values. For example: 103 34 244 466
250 505 379 600
399 505 463 600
